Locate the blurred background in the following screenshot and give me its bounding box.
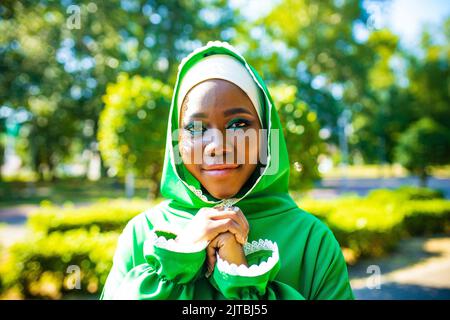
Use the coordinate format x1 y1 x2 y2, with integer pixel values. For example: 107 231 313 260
0 0 449 300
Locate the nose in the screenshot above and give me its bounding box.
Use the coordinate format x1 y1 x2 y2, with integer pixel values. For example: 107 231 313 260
204 128 233 162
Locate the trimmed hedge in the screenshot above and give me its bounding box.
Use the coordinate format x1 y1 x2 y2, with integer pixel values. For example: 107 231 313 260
367 186 444 201
300 198 404 259
299 188 449 260
402 200 450 236
0 229 118 299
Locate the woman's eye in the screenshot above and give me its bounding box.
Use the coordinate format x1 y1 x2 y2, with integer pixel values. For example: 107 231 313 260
184 123 206 135
227 119 251 129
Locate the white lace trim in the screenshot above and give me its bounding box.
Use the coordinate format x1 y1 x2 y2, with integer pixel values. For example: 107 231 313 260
145 231 209 253
215 239 279 277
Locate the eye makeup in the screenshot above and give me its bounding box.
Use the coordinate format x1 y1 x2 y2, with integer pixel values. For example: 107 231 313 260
183 121 206 135
226 118 252 130
182 117 253 135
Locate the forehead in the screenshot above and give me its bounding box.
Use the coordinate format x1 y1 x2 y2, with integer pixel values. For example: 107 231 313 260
181 79 257 118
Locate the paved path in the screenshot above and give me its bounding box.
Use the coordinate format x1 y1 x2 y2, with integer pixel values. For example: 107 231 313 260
0 204 38 225
309 177 450 199
349 235 450 299
0 225 29 248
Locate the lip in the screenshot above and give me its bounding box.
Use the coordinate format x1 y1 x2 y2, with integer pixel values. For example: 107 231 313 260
202 164 240 170
201 164 241 177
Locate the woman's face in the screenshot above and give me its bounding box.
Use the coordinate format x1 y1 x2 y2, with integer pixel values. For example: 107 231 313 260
178 79 262 199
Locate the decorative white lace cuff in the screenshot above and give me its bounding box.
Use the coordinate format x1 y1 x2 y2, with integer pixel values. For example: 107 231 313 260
215 239 279 277
146 231 209 253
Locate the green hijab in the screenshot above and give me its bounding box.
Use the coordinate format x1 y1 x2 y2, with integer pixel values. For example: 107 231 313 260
101 41 354 300
160 41 298 219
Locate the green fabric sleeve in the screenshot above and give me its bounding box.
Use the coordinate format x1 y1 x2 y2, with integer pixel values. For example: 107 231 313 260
309 229 355 300
143 239 206 284
208 231 354 300
100 222 206 300
208 240 305 300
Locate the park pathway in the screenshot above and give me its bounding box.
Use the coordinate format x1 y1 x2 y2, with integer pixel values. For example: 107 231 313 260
349 235 450 299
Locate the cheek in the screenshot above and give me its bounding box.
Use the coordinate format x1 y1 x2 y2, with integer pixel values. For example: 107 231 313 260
231 128 261 165
179 133 203 165
249 137 260 162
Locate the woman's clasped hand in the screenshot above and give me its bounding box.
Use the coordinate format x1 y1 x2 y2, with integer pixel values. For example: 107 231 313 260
175 206 250 276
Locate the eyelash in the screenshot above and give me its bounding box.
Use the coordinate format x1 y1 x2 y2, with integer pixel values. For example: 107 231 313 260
184 119 252 135
227 119 252 130
184 123 206 135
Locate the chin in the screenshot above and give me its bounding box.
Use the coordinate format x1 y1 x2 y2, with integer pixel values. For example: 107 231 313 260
208 188 239 200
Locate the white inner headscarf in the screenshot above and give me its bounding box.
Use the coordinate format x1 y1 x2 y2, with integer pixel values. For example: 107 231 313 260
177 54 263 125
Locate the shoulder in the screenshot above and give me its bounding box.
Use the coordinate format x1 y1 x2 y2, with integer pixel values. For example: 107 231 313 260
289 206 342 253
122 200 170 233
288 205 335 236
119 200 181 246
112 202 169 267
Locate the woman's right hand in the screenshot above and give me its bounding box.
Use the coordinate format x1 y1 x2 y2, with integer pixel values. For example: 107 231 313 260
175 206 249 246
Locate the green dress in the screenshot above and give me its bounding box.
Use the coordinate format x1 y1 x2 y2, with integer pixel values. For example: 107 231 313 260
100 41 354 300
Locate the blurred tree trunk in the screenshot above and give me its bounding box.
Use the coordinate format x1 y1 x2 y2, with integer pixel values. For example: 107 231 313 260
419 169 428 187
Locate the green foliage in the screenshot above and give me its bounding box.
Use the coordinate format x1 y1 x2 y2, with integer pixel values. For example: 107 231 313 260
270 84 324 189
0 0 236 180
408 31 450 130
1 229 118 299
351 29 412 164
366 29 400 90
1 0 448 183
300 188 450 261
367 186 444 201
98 73 172 194
239 0 373 146
394 118 450 185
402 200 450 236
301 197 404 258
351 21 450 165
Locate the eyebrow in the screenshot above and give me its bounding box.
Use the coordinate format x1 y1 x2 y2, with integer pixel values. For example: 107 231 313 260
187 112 208 119
223 107 254 117
185 107 254 121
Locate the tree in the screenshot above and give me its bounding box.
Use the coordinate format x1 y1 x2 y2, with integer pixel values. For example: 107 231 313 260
0 0 236 180
407 24 450 129
270 84 324 190
345 20 449 167
233 0 375 147
394 118 450 187
98 73 172 197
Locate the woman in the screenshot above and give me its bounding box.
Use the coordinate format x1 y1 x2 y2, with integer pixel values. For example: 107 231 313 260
101 41 354 300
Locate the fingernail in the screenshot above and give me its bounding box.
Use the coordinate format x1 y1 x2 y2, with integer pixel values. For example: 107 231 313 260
205 269 212 278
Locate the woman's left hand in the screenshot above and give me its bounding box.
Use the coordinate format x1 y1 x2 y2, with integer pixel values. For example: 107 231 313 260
206 231 248 277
